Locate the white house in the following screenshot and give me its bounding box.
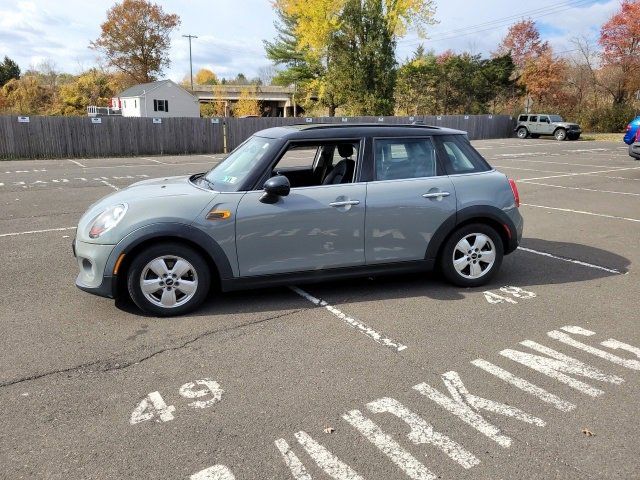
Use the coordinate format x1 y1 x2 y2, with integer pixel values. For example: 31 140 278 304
113 80 200 118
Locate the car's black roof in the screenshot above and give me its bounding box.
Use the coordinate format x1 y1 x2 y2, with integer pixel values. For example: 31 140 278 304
255 123 466 140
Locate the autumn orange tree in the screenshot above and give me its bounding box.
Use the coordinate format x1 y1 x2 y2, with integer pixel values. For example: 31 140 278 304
495 19 550 70
90 0 180 84
233 86 261 117
194 69 219 85
598 0 640 105
520 52 568 110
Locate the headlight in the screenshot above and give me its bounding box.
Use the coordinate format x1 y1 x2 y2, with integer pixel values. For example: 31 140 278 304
88 204 128 239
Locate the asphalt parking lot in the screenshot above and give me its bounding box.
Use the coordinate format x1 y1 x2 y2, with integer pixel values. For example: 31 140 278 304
1 138 639 479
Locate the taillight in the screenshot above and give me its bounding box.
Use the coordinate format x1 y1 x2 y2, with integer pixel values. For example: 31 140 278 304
509 178 520 207
626 124 632 132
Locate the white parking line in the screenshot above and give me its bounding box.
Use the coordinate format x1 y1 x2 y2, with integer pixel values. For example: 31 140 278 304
517 247 625 274
520 203 640 224
141 157 166 164
596 175 640 182
290 286 407 352
519 181 640 197
519 165 640 181
495 158 616 168
100 180 120 191
0 226 76 238
76 161 213 170
68 159 86 168
491 165 568 174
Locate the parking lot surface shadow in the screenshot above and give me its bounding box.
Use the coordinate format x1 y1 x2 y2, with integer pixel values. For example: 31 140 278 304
272 237 630 306
112 237 630 316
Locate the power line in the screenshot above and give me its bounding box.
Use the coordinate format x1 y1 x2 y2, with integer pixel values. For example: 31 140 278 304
399 0 599 48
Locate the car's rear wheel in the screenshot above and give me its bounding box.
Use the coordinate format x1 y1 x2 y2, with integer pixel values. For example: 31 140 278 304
554 128 567 141
440 224 504 287
516 127 528 139
127 243 211 316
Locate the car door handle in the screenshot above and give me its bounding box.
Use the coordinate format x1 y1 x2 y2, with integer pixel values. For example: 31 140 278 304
329 200 360 207
422 192 450 199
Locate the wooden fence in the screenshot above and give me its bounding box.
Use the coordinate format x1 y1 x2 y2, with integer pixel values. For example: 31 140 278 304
0 116 225 159
0 114 514 159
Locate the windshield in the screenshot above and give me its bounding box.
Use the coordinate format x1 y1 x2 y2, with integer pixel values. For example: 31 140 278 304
549 115 564 122
204 136 272 191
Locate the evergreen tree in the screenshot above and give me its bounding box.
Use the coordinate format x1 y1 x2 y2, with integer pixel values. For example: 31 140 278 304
0 56 20 87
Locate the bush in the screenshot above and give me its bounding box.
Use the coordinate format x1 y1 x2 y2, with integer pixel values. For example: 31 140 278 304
580 104 638 132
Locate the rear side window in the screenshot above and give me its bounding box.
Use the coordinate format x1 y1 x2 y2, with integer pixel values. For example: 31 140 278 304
529 115 538 122
518 115 528 122
373 137 439 181
435 135 491 174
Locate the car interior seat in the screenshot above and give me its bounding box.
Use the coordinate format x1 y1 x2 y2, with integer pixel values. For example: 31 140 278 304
322 144 355 184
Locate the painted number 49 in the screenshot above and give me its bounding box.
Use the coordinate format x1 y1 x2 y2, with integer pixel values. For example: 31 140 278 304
130 378 223 425
484 286 536 305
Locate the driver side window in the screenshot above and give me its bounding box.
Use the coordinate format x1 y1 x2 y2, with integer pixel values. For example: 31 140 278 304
269 141 360 189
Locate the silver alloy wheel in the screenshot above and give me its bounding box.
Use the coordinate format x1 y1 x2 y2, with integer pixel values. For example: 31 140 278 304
452 233 496 279
517 128 527 139
555 129 566 140
140 255 198 308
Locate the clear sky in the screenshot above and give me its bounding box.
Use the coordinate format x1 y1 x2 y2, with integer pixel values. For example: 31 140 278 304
0 0 620 82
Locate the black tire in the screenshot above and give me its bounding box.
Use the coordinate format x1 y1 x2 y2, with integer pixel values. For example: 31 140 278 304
440 224 504 288
516 127 528 139
554 128 567 141
530 134 540 139
127 242 211 316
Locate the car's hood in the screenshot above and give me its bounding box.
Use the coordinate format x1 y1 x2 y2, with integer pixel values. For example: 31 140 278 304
555 122 580 128
77 175 218 244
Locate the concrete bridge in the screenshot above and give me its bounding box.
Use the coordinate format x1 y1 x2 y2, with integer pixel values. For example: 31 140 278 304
191 84 299 117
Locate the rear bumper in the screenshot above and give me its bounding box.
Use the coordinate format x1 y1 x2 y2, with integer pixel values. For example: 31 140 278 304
630 143 640 160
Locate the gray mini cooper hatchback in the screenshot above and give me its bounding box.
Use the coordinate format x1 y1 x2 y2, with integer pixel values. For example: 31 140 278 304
74 124 523 316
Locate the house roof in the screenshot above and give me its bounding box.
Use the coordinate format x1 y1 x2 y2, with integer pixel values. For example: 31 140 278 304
118 79 177 98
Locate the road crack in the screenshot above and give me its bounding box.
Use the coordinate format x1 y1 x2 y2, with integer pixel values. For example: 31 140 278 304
0 309 303 388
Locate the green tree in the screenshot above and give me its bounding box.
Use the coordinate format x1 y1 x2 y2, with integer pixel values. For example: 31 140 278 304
395 49 517 115
333 0 398 115
0 56 20 87
269 0 436 116
395 48 439 115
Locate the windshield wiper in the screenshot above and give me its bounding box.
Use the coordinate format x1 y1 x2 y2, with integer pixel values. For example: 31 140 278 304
200 175 216 190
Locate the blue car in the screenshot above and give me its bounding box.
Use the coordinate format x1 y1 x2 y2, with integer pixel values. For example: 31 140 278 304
625 116 640 160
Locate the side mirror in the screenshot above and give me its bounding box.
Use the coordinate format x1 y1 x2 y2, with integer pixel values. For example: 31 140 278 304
260 175 290 204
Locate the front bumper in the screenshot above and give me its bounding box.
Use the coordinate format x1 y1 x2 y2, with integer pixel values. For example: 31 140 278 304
630 143 640 160
73 238 117 298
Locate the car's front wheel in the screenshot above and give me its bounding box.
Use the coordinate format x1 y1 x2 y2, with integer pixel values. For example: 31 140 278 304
440 224 504 287
554 128 567 141
127 243 211 316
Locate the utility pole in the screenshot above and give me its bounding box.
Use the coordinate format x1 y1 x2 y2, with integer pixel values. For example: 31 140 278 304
182 34 198 91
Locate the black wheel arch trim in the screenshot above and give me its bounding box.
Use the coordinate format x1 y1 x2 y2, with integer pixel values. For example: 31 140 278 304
425 205 519 260
104 223 234 297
